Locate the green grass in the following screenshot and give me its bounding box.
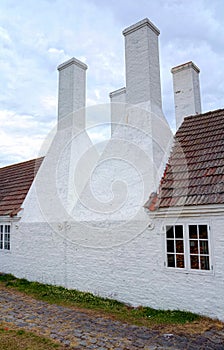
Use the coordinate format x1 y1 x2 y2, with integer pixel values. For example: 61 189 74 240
0 327 65 350
0 273 200 326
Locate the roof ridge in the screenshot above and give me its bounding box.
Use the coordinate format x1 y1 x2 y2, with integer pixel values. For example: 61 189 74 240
181 108 224 123
0 157 44 171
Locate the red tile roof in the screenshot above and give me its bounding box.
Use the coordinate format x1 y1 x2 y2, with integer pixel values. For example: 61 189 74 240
146 108 224 210
0 158 43 217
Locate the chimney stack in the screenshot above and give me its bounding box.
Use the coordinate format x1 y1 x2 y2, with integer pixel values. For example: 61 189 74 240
109 87 126 134
57 57 88 130
171 61 201 129
123 18 162 109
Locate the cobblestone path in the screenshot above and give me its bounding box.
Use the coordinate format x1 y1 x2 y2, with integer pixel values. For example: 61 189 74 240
0 287 224 349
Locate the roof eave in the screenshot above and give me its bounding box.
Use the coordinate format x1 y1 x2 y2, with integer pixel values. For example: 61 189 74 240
150 203 224 218
0 215 21 222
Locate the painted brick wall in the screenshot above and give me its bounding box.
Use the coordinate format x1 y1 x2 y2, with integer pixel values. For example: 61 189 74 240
172 62 201 129
1 213 224 321
57 58 87 129
124 19 162 108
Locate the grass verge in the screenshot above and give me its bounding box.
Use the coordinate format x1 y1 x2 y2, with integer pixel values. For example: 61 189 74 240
0 326 66 350
0 273 201 328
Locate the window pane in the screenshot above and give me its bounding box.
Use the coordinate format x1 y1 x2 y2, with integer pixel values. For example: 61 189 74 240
0 233 3 249
0 225 3 233
200 256 210 270
200 241 209 254
176 254 185 268
199 225 208 239
167 254 175 267
190 255 199 269
166 226 174 238
176 240 184 253
189 225 197 239
4 233 10 250
190 240 198 254
167 240 174 252
175 225 183 238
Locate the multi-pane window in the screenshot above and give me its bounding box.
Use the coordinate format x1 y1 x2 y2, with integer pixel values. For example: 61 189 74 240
0 225 3 249
166 225 185 268
189 225 210 270
166 224 210 271
0 224 11 251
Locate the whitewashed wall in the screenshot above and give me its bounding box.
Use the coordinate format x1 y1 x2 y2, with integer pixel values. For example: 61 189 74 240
1 106 222 321
1 211 224 321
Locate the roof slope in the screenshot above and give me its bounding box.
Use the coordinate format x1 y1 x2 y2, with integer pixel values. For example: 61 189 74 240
0 158 43 216
148 108 224 209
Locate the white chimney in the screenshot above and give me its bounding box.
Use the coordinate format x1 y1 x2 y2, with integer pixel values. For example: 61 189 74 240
171 61 201 129
109 87 126 134
57 57 88 130
123 18 162 109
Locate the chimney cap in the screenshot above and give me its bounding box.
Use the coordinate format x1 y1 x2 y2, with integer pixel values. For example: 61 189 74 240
57 57 88 71
171 61 200 74
122 18 160 36
109 87 126 98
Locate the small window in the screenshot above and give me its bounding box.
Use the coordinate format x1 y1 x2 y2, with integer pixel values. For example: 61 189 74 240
0 224 11 251
166 225 184 268
165 224 211 271
0 225 3 249
189 225 210 270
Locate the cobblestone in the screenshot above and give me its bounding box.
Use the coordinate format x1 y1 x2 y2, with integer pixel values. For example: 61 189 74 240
0 286 224 349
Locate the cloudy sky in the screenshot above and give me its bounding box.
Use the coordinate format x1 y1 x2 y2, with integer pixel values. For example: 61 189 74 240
0 0 224 166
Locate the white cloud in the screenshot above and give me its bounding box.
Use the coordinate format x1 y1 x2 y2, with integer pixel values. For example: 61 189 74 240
41 95 57 114
0 26 11 42
0 0 224 165
48 47 65 55
0 109 55 166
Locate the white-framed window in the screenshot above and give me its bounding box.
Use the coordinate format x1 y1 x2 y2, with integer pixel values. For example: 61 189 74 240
0 224 11 251
188 224 210 270
166 225 185 268
165 224 210 271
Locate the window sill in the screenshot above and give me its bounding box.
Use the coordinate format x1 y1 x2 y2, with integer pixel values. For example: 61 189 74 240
0 250 11 254
164 266 214 276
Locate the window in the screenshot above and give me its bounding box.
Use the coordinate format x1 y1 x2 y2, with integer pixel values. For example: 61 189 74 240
165 224 210 271
166 225 185 268
189 225 210 270
0 224 11 251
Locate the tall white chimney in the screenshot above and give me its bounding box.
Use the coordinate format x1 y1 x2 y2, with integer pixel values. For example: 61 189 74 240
109 87 126 134
123 18 162 109
108 18 172 194
57 57 88 130
171 61 201 129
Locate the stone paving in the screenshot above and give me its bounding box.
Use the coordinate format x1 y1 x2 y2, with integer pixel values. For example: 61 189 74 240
0 287 224 349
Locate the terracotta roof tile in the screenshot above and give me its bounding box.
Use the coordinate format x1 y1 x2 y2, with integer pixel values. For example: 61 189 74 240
147 108 224 210
0 158 43 216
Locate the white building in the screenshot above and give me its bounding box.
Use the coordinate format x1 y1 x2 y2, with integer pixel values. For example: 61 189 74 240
1 18 224 322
